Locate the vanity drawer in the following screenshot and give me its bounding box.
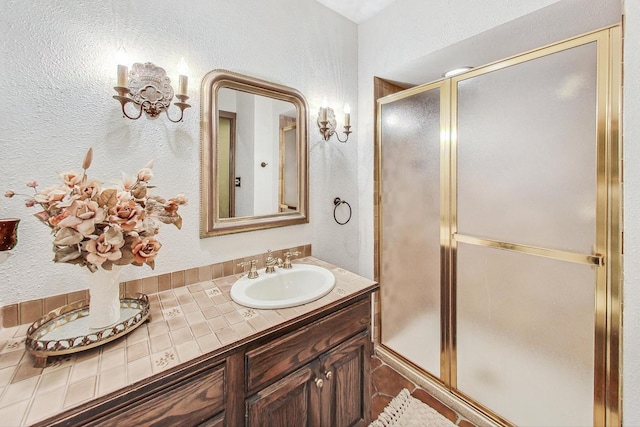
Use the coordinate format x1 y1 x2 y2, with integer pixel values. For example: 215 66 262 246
90 362 226 427
246 298 370 392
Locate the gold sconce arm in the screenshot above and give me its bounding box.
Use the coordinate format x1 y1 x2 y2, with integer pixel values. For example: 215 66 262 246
165 95 191 123
113 86 144 120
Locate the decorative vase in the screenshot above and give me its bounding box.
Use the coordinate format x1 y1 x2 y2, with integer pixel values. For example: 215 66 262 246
88 265 122 329
0 218 20 251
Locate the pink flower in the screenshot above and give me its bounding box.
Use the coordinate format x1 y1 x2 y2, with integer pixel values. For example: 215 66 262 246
60 171 82 188
48 211 69 227
169 194 188 205
78 179 101 200
165 194 188 215
4 190 15 198
164 200 179 215
109 199 145 232
120 172 137 191
26 181 38 188
57 199 105 236
33 186 68 204
131 237 162 265
85 229 124 266
137 167 153 182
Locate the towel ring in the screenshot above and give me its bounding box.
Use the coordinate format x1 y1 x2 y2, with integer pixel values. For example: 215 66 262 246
333 197 352 225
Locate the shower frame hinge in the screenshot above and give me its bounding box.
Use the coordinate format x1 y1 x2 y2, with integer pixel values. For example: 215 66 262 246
593 254 605 267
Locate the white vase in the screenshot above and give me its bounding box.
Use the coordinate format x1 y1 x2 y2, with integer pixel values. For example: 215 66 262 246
88 266 122 329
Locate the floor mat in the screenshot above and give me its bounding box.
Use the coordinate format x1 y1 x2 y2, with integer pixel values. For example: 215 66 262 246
369 388 457 427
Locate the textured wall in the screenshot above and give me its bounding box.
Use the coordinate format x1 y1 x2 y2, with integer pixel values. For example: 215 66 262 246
0 0 359 306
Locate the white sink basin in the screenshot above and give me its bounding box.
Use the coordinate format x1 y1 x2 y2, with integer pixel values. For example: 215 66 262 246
230 264 336 309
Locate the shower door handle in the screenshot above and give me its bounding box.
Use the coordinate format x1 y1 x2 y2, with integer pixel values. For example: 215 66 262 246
453 233 605 267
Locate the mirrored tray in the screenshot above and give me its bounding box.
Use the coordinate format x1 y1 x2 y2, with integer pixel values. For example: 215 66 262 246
26 293 150 368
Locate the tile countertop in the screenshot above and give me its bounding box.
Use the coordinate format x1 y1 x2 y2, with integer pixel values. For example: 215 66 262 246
0 257 377 426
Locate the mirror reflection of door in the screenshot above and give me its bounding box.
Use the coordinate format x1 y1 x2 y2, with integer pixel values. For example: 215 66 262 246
201 70 309 237
279 123 298 212
216 86 299 219
218 111 236 219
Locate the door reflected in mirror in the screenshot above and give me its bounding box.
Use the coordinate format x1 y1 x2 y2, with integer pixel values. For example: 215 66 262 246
200 70 308 237
280 124 298 212
218 111 236 218
217 88 298 219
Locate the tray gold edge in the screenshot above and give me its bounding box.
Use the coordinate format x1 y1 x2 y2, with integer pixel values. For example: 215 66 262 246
26 311 150 358
25 293 151 359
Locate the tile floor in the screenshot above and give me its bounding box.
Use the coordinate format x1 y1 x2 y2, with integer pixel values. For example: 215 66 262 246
371 355 477 427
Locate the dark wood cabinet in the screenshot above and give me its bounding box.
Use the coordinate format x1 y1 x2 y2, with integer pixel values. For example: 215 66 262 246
320 332 371 427
246 364 322 426
38 289 376 427
245 300 372 427
87 362 226 427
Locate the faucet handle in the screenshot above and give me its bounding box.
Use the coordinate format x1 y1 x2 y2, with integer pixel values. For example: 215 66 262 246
264 250 283 273
237 259 259 279
282 250 302 269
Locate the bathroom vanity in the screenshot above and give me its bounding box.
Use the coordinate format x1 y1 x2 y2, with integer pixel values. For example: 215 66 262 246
22 258 377 427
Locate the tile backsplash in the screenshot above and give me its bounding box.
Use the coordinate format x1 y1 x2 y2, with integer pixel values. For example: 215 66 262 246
1 245 311 328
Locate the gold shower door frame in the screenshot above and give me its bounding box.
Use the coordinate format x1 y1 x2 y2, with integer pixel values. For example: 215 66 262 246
375 26 621 426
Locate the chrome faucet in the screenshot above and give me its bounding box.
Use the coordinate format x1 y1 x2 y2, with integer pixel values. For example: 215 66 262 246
264 250 283 273
237 259 259 279
282 250 301 269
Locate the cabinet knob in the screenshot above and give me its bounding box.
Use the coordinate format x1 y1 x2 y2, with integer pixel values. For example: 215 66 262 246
315 378 324 389
325 371 333 380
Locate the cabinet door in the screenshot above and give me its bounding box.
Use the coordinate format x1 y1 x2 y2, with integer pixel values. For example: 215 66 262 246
246 364 322 427
320 331 371 427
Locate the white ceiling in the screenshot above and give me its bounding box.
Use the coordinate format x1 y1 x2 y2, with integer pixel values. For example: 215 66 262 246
315 0 397 23
380 0 622 86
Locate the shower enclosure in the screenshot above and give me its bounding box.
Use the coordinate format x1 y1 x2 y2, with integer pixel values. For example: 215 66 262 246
376 27 621 427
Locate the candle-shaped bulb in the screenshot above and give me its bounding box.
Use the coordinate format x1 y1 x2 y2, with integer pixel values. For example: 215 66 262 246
344 103 351 127
320 97 328 122
115 46 128 65
115 47 129 88
177 57 189 75
177 57 189 96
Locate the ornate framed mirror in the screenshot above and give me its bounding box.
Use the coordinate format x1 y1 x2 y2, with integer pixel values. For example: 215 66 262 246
200 70 309 237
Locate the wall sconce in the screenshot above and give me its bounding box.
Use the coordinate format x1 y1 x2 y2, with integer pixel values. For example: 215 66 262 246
317 98 352 143
112 47 191 122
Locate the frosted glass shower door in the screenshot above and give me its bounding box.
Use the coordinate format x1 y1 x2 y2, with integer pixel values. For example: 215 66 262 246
379 83 446 377
376 27 620 427
454 40 601 426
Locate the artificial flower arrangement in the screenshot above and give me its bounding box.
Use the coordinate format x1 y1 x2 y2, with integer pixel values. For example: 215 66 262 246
5 148 186 272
